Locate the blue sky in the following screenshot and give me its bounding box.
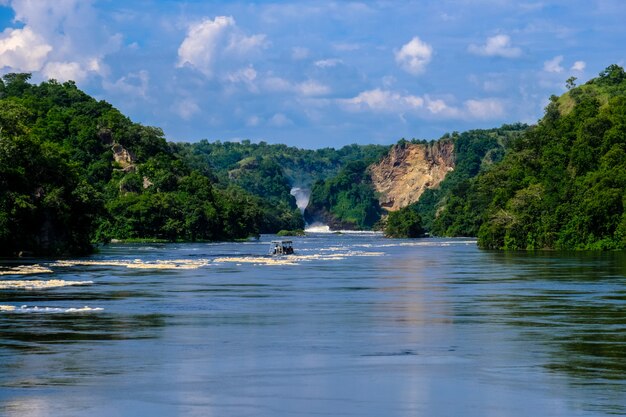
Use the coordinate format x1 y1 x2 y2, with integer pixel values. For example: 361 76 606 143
0 1 624 148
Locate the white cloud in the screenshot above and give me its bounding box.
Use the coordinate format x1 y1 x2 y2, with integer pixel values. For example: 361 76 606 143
42 61 87 82
426 98 450 114
103 70 150 98
468 35 521 58
0 0 120 82
571 60 586 71
464 98 505 119
341 89 424 112
341 89 504 120
226 66 258 92
0 26 51 71
177 16 267 77
263 76 330 96
395 36 433 75
315 58 342 68
544 55 564 73
177 16 233 76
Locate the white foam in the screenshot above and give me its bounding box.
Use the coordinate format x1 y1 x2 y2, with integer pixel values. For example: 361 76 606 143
214 250 383 266
53 259 211 270
0 264 53 276
0 305 103 313
0 279 93 290
305 224 331 233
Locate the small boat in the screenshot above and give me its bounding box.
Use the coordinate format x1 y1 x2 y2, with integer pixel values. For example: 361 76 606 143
269 240 294 255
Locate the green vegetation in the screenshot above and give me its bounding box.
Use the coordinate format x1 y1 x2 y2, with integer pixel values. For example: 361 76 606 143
172 139 389 233
305 160 383 229
0 74 270 255
276 229 305 237
2 65 624 253
414 124 528 235
434 65 626 250
174 140 390 187
383 206 425 238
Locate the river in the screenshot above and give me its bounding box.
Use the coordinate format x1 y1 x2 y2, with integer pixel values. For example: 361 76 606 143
1 234 625 416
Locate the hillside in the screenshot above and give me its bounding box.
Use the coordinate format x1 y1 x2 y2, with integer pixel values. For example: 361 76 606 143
436 65 626 250
0 74 275 255
2 65 623 253
304 125 525 231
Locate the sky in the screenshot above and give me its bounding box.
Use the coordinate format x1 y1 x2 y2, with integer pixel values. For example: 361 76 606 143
0 1 624 148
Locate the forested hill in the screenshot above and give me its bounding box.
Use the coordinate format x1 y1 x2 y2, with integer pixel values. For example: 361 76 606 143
436 65 626 250
173 140 389 188
0 74 299 256
2 64 624 255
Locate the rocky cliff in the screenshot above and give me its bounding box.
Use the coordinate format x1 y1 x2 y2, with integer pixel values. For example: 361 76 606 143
370 140 455 211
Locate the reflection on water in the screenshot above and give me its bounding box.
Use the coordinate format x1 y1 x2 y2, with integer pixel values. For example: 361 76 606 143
0 236 625 417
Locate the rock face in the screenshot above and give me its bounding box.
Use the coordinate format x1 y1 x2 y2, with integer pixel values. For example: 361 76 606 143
370 140 455 211
112 143 136 172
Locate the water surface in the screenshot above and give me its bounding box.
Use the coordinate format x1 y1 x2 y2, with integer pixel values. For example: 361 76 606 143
1 235 625 416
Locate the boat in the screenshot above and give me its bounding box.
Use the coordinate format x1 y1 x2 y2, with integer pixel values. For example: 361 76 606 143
269 240 294 255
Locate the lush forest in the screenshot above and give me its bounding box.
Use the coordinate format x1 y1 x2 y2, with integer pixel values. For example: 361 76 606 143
0 74 288 256
432 65 626 250
1 65 624 255
410 124 528 235
174 140 389 187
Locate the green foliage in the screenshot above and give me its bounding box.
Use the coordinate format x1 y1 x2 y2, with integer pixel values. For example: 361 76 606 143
172 138 388 233
431 65 626 250
276 229 305 237
0 74 270 255
305 161 382 229
411 124 528 235
384 206 425 238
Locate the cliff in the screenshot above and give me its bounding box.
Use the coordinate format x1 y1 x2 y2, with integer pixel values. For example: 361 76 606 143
370 140 455 211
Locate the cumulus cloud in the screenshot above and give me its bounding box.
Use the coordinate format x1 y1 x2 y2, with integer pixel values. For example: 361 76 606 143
177 16 267 77
0 0 121 82
468 35 521 58
544 55 564 73
571 60 586 71
341 89 424 112
42 61 88 82
395 37 432 75
341 89 504 120
464 98 505 119
0 27 51 71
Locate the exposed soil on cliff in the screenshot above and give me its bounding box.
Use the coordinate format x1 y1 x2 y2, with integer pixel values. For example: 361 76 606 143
370 140 455 211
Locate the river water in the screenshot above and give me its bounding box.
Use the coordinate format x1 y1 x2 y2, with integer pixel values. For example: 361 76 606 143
1 234 625 416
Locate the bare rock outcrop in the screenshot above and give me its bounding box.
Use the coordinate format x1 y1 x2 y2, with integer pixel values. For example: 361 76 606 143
370 140 455 211
112 143 136 172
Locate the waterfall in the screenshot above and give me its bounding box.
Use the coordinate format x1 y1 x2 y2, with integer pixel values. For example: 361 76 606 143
290 187 310 214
